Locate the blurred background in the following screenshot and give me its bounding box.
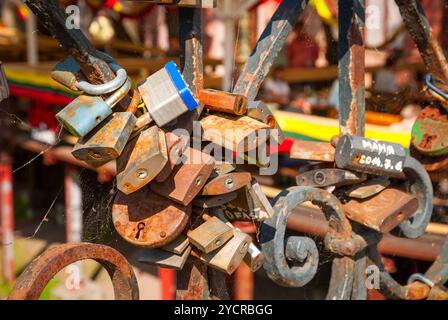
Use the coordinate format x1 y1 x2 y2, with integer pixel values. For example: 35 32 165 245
0 0 447 300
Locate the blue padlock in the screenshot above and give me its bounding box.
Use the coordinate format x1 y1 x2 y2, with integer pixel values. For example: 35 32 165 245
56 77 131 137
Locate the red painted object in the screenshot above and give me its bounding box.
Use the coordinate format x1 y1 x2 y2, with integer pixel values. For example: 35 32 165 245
159 267 175 300
0 154 14 284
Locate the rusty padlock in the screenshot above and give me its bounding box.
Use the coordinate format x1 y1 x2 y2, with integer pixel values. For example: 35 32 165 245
201 172 252 196
117 125 168 194
296 168 367 188
187 216 234 254
112 188 191 248
345 177 390 199
218 178 273 221
335 134 407 177
155 132 188 183
56 77 131 138
343 188 419 233
199 89 247 115
71 90 140 164
138 246 192 270
211 161 237 178
200 113 270 152
246 101 285 144
290 140 335 162
150 147 215 206
191 229 251 275
138 61 198 127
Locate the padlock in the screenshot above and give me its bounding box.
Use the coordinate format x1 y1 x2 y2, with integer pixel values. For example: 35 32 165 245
290 140 335 162
150 147 215 206
335 134 407 177
218 178 273 221
138 61 198 127
200 113 270 152
191 229 251 275
193 193 238 209
138 246 192 270
71 89 140 164
296 168 367 188
112 188 191 248
117 125 168 194
155 132 188 183
199 89 247 115
143 0 216 8
187 216 234 254
201 172 251 196
56 77 131 138
345 177 390 199
246 101 285 144
161 233 190 255
210 209 264 272
343 188 419 233
411 106 448 156
51 55 127 95
211 161 237 178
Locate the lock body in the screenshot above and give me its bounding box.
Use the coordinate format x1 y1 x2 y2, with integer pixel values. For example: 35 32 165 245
72 112 136 163
290 140 335 162
192 229 251 275
188 216 234 254
155 132 187 182
138 61 197 127
335 134 407 177
343 188 418 233
346 178 390 199
112 189 191 248
117 126 168 194
296 168 366 188
56 96 112 138
138 246 192 270
151 147 215 206
201 172 251 196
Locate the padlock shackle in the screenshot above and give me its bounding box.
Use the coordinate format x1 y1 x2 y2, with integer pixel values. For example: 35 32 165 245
126 90 141 114
76 63 128 95
106 77 131 108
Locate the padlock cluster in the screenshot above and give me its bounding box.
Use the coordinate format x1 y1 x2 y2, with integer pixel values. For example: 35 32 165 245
52 54 285 275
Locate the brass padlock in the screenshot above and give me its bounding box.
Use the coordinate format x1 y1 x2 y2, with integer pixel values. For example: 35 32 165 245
150 147 215 206
71 90 140 164
201 172 251 196
199 89 247 115
155 132 188 183
138 246 191 270
112 188 191 248
117 125 168 194
343 188 419 233
187 216 234 254
246 101 284 144
191 229 251 275
200 113 270 152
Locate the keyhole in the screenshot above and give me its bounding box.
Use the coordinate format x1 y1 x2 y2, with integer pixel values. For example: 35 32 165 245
135 222 145 240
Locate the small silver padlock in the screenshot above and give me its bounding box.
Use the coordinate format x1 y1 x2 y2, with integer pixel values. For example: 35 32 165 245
138 61 198 127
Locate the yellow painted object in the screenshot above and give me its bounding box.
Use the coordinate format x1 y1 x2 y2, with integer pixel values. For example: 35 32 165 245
310 0 337 26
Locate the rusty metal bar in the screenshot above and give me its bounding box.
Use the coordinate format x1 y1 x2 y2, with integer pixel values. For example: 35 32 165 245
176 258 210 300
0 152 14 284
395 0 448 85
338 0 365 136
233 0 309 100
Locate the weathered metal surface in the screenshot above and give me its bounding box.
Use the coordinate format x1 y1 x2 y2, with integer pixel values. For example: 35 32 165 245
246 101 284 144
410 144 448 172
8 243 139 300
176 258 210 300
155 132 187 183
233 0 309 100
151 147 215 206
191 229 251 275
201 172 251 196
398 156 434 238
138 246 192 270
200 113 270 152
211 162 237 178
188 216 234 254
343 188 419 233
296 168 366 188
199 89 247 115
335 134 406 177
338 0 365 136
162 233 190 255
368 235 448 300
117 126 168 194
346 177 390 199
112 189 191 248
394 0 448 87
411 106 448 156
193 193 238 209
290 141 335 162
243 243 265 273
